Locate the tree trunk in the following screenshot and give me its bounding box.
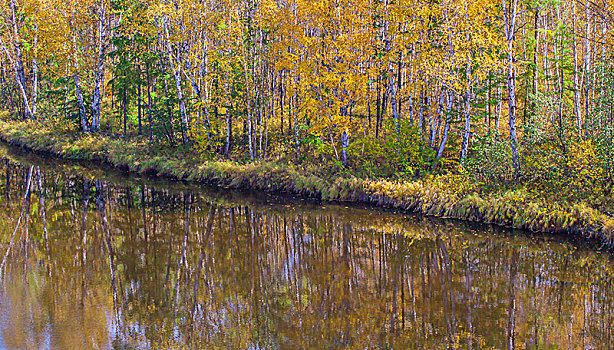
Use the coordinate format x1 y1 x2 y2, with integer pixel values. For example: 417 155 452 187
503 0 521 174
123 88 127 136
138 79 142 136
530 7 539 118
341 130 349 167
437 91 454 159
419 88 425 135
170 62 188 143
91 0 107 132
6 0 32 119
161 19 189 144
146 64 153 141
31 23 38 117
495 72 502 132
74 74 88 132
583 7 591 136
293 91 300 159
571 0 582 132
460 91 471 163
460 55 473 163
375 75 382 138
389 66 399 143
225 106 232 157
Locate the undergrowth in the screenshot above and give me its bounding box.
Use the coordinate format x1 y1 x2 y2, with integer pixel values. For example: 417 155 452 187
2 118 613 244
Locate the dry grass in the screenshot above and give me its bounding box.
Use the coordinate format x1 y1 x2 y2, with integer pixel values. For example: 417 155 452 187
2 118 613 244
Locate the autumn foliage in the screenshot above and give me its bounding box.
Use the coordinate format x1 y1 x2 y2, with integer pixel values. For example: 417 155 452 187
1 0 614 207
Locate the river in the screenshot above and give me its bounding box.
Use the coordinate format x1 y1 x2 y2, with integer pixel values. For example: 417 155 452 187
0 144 612 349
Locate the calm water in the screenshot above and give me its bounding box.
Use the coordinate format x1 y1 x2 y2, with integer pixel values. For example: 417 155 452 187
0 146 613 349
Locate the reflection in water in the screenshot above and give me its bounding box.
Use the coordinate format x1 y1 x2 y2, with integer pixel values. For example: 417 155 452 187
0 155 613 349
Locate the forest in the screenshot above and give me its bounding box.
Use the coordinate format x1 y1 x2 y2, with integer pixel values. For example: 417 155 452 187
1 0 614 234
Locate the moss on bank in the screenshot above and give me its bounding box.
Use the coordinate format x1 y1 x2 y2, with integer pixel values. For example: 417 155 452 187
2 118 614 244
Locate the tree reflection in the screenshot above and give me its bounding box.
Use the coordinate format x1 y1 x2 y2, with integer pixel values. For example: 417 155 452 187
0 161 614 349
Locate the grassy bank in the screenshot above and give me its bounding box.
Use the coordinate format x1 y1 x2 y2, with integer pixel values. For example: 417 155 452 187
2 118 614 244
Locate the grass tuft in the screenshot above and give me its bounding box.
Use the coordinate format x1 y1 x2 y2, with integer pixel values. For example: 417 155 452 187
1 118 613 245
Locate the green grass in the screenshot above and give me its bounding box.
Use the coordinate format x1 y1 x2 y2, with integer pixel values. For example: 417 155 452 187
2 118 613 244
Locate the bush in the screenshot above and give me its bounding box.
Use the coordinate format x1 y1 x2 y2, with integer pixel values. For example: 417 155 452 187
464 132 514 187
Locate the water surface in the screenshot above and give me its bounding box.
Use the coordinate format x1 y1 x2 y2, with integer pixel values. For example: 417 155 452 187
0 145 613 349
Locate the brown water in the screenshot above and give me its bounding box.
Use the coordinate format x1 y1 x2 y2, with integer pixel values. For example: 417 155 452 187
0 145 613 349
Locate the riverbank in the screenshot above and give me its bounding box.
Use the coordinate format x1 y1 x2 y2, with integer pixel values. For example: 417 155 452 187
2 118 613 244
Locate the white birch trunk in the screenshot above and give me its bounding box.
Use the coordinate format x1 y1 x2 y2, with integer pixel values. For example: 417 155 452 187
503 0 521 174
